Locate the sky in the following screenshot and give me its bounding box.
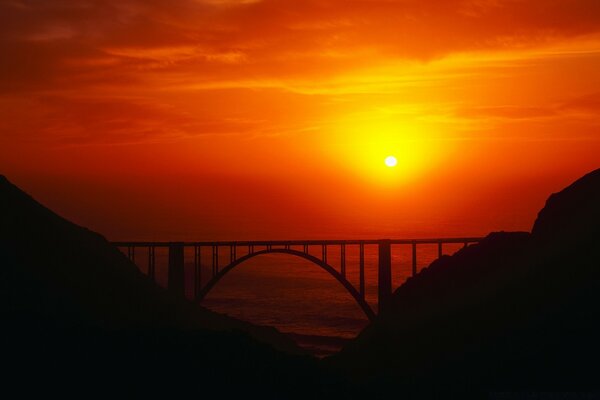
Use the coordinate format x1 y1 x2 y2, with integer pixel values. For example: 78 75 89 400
1 0 600 241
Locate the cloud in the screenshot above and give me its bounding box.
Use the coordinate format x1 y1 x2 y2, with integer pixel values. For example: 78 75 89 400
454 91 600 124
456 105 558 120
1 0 600 145
561 92 600 112
2 0 600 92
0 93 272 145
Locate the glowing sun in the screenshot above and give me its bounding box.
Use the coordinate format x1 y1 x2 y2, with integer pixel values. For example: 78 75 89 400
384 155 397 167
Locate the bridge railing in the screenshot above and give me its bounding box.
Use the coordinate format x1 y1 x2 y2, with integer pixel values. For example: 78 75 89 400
111 238 484 247
110 237 485 317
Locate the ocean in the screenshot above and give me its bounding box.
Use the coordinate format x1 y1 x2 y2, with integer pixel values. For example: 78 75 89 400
125 241 470 356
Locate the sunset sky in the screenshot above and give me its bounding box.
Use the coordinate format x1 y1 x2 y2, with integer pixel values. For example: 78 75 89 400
1 0 599 240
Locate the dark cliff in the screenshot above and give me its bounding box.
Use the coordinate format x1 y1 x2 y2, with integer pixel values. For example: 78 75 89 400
532 168 600 241
0 175 347 398
328 169 600 396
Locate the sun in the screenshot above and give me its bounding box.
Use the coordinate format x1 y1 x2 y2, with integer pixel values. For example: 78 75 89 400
384 155 397 167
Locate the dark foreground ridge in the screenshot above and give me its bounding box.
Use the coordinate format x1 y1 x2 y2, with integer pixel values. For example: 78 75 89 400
0 175 352 398
3 168 600 398
327 168 600 396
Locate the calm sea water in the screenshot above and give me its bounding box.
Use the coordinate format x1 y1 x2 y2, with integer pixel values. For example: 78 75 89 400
126 241 469 356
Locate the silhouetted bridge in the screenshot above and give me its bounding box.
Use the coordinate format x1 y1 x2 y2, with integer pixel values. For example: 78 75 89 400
111 238 484 321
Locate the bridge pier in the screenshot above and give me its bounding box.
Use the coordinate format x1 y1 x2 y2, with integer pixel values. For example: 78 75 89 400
112 237 484 319
378 239 392 314
168 242 185 297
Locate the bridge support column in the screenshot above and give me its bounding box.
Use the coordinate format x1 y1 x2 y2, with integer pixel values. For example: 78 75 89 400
378 239 392 314
168 242 185 298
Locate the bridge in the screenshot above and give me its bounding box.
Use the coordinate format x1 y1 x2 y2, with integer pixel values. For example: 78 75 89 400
111 238 484 321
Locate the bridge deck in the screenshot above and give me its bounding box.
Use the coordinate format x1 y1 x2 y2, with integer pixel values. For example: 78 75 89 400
110 237 485 320
111 237 485 247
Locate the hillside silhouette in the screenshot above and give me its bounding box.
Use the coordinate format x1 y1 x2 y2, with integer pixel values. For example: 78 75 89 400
328 169 600 396
3 169 600 398
0 175 351 398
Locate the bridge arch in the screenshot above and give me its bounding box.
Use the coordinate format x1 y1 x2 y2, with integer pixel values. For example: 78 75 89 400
196 248 376 321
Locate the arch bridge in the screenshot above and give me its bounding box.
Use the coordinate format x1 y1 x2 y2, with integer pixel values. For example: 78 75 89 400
111 238 484 321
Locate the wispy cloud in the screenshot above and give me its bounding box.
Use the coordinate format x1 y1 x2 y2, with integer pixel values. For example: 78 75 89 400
1 0 600 145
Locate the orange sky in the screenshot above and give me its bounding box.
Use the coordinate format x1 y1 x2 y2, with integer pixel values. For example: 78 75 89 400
1 0 599 240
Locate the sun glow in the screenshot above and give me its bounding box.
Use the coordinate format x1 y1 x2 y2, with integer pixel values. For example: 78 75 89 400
324 112 447 186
